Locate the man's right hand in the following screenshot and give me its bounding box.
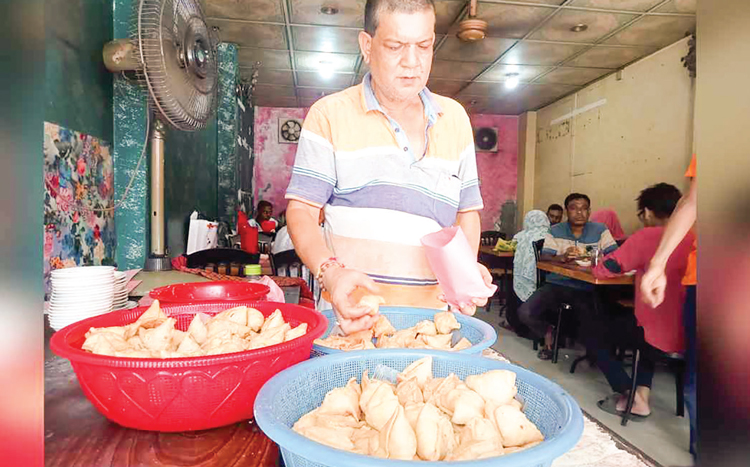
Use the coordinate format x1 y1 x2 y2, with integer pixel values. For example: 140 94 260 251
561 247 578 263
641 262 668 308
322 266 382 335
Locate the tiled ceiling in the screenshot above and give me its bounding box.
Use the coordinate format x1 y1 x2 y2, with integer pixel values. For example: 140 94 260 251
206 0 695 114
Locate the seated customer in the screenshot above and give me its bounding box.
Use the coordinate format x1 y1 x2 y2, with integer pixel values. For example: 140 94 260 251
546 204 563 225
518 193 618 360
248 200 279 233
591 208 627 244
591 183 694 420
508 210 550 336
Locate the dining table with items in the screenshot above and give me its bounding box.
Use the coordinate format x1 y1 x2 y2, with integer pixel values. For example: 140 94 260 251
536 260 635 286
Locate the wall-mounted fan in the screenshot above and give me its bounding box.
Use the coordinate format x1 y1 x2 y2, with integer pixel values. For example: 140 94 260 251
474 127 499 152
279 119 302 143
102 0 219 271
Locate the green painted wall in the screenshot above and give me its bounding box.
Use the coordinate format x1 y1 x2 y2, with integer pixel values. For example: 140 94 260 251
164 119 219 256
113 0 149 270
45 0 113 142
217 43 240 226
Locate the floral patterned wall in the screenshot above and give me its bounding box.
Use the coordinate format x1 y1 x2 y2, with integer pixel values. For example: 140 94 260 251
43 122 116 291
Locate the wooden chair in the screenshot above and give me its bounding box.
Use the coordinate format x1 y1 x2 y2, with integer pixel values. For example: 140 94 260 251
480 230 505 246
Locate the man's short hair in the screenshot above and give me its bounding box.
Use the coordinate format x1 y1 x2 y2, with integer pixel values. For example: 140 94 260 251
637 183 682 219
364 0 436 36
257 200 272 210
547 204 563 212
564 193 591 209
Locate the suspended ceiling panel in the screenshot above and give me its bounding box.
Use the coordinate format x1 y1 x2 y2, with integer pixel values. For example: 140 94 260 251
206 0 695 114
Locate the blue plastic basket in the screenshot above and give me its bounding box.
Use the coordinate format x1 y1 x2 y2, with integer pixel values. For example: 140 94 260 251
255 349 584 467
311 307 497 357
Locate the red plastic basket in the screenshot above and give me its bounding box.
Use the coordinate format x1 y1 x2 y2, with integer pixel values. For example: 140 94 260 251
50 301 327 432
149 281 270 303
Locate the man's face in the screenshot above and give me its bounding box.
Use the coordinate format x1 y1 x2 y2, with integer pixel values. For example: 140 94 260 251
359 8 435 103
547 209 563 225
566 199 590 227
260 206 273 221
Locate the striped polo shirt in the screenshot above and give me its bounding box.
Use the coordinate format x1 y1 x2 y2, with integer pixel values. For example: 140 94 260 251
542 221 618 290
285 74 483 308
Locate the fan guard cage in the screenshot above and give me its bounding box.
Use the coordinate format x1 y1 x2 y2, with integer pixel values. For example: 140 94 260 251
127 0 219 131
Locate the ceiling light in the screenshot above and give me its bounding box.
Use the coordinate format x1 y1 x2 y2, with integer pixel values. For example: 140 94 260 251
570 23 588 33
320 6 339 15
318 60 334 79
504 73 520 90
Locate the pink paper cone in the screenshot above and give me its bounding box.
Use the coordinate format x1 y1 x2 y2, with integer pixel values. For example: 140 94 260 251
421 226 497 308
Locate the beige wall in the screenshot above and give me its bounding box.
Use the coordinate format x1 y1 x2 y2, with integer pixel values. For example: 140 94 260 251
533 37 695 234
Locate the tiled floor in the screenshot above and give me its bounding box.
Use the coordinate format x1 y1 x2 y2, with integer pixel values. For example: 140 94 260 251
475 303 694 467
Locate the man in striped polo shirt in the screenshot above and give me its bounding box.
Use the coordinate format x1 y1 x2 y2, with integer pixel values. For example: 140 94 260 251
285 0 492 333
518 193 619 360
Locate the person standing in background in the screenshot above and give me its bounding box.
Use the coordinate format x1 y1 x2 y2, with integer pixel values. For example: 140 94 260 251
641 155 697 458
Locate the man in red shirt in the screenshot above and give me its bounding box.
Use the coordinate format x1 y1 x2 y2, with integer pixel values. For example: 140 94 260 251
591 183 694 420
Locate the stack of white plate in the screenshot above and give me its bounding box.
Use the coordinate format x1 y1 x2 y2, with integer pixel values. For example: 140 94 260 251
49 266 115 331
113 271 129 309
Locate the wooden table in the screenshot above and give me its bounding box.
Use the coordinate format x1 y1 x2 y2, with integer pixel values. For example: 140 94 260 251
536 260 634 285
479 245 514 258
44 321 279 467
129 270 211 298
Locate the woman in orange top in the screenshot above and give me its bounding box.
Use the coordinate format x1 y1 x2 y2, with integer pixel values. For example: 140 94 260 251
641 154 697 458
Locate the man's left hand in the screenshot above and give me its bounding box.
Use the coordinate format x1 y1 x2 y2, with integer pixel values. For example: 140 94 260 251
438 263 494 316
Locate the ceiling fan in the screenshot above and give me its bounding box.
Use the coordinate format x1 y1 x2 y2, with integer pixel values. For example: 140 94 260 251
457 0 488 42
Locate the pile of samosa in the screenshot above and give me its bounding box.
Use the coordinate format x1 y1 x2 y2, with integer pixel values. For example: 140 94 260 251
81 300 307 358
293 357 544 461
314 311 473 352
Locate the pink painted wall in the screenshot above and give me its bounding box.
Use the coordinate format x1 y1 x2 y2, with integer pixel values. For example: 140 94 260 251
253 108 519 231
253 107 309 216
471 114 519 232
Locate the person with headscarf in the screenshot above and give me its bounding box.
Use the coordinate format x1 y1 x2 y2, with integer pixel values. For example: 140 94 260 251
591 209 627 243
507 210 550 336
